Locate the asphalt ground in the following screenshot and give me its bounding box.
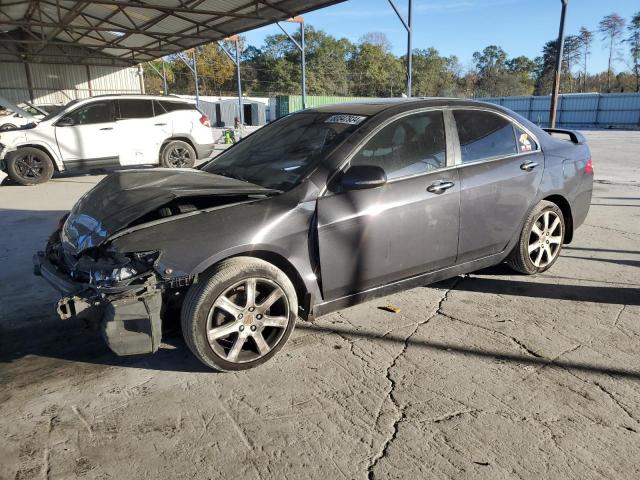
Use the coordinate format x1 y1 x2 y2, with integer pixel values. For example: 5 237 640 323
0 130 638 479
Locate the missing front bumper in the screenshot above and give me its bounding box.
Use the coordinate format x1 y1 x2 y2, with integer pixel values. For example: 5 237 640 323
34 251 164 356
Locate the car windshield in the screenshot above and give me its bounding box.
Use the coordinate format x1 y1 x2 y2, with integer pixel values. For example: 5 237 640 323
202 112 368 191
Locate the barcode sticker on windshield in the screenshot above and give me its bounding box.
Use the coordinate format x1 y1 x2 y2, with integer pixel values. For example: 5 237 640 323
325 114 366 125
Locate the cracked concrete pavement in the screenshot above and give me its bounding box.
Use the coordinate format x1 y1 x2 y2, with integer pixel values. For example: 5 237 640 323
1 130 639 479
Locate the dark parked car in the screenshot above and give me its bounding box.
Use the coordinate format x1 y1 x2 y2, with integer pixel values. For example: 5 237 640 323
34 99 593 371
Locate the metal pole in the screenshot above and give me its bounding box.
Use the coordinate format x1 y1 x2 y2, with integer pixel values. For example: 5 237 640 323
407 0 412 97
193 49 199 107
138 64 145 94
162 58 168 95
549 0 568 128
301 21 306 109
235 38 244 125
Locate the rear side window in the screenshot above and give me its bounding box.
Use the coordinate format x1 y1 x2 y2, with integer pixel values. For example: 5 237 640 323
160 101 196 113
515 125 538 153
66 100 115 125
454 110 517 163
118 99 153 119
351 110 447 180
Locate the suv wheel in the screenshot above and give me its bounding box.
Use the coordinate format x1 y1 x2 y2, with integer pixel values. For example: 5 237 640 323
0 123 17 131
160 140 196 168
6 147 55 185
507 200 565 274
181 257 298 371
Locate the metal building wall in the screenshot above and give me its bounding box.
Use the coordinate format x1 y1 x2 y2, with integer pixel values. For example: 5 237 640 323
0 63 142 105
480 93 640 129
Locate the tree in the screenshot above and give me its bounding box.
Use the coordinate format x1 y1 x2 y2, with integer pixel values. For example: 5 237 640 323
625 12 640 92
577 27 593 91
410 48 461 96
598 13 626 92
472 45 507 96
533 40 557 95
358 32 392 52
562 35 582 92
349 42 404 96
143 59 175 95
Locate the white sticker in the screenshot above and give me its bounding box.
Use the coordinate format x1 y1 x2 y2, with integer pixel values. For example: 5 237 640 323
325 114 367 125
519 133 532 152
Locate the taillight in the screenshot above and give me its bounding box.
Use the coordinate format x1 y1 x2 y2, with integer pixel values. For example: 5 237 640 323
585 158 593 174
199 115 210 127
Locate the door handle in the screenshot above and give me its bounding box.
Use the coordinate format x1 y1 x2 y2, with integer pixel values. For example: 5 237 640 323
100 127 113 130
427 180 455 194
154 123 167 126
520 161 538 171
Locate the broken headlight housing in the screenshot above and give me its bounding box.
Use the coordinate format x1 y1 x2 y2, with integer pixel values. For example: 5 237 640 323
85 250 160 287
89 266 138 286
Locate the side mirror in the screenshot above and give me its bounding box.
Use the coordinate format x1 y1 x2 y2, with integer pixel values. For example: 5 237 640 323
56 116 74 127
333 165 387 192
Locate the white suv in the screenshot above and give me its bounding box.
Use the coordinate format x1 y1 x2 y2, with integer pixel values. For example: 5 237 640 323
0 95 214 185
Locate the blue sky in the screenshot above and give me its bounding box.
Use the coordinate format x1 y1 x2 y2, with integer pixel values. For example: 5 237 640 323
243 0 639 73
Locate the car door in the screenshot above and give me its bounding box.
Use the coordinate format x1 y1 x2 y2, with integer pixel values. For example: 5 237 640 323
453 108 544 264
116 99 170 166
54 100 119 169
316 109 460 300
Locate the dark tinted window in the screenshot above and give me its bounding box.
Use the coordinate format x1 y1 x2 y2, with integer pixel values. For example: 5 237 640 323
66 100 115 125
515 125 538 153
118 99 153 119
160 101 196 113
454 110 517 162
351 110 446 179
203 112 367 191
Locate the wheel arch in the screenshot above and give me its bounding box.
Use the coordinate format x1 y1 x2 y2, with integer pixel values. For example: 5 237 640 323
542 194 574 243
160 136 196 157
14 144 62 171
195 249 311 319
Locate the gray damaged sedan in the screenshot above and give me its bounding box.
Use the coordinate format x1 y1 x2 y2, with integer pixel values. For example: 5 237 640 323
34 99 594 371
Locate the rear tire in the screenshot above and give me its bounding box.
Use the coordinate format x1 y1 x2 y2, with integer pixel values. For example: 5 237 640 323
160 140 196 168
507 200 565 275
0 123 17 131
181 257 298 372
6 147 55 185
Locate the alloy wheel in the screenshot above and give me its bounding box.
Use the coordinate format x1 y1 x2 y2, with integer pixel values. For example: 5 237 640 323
206 278 290 364
15 153 45 180
167 147 191 167
528 210 563 268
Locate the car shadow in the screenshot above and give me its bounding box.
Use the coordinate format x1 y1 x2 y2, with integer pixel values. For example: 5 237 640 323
295 323 640 380
0 316 213 374
439 275 639 306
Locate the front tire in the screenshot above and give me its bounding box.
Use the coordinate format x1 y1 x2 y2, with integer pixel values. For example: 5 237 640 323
6 147 55 185
181 257 298 371
160 140 196 168
0 123 17 131
507 200 565 275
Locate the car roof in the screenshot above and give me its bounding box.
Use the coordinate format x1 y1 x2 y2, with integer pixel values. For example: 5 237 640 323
305 97 502 116
88 94 194 103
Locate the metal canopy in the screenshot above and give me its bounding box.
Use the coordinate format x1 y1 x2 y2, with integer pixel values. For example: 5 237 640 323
0 0 346 66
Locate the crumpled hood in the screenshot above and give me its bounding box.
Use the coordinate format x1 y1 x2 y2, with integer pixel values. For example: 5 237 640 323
61 168 274 254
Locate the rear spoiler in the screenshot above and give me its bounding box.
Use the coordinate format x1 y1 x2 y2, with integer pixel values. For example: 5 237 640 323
543 128 586 145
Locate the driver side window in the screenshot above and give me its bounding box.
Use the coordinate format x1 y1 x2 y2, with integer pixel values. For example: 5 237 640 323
350 110 446 180
67 101 115 125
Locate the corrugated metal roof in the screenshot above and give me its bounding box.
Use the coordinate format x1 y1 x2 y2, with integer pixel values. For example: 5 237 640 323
0 0 347 66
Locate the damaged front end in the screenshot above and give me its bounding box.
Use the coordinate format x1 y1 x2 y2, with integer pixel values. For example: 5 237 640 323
33 211 194 355
34 233 170 356
33 169 277 356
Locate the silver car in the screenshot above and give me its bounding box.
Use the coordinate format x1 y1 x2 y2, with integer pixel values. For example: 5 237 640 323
34 98 594 371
